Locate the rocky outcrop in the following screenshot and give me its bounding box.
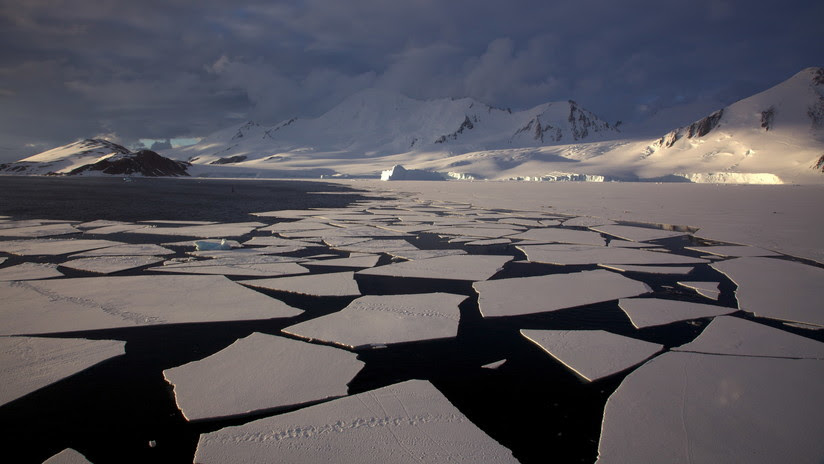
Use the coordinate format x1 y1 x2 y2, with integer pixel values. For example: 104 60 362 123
68 150 190 176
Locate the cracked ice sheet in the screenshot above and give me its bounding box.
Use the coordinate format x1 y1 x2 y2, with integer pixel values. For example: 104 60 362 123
474 270 650 318
83 223 151 235
509 228 606 246
60 256 165 275
242 236 318 247
0 275 302 336
358 255 512 282
43 448 93 464
164 333 363 421
677 281 721 300
427 227 524 239
0 262 63 281
673 316 824 359
69 243 175 257
598 264 694 275
684 245 782 257
596 351 824 464
283 293 467 349
302 254 381 269
331 239 419 254
518 244 709 265
127 222 265 238
562 216 616 227
187 246 306 258
521 329 662 382
589 224 689 242
195 379 518 464
385 249 467 260
0 239 123 256
240 272 361 297
0 222 80 238
150 261 309 277
711 257 824 327
1 336 125 407
618 298 735 329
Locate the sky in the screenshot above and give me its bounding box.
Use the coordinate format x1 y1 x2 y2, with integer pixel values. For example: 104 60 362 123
0 0 822 162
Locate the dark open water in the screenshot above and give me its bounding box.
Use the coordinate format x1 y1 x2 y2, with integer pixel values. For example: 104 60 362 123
1 176 819 464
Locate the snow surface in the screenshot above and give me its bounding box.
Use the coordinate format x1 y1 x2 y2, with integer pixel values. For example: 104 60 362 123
69 243 174 257
357 255 511 281
194 379 519 463
474 270 650 318
282 293 467 349
60 256 165 274
0 262 63 281
711 257 824 326
618 298 735 329
163 333 364 421
0 222 80 238
239 271 361 297
518 244 709 265
0 275 302 335
1 336 125 407
0 239 122 256
42 448 93 464
597 352 824 463
589 224 688 242
520 329 662 382
509 227 606 246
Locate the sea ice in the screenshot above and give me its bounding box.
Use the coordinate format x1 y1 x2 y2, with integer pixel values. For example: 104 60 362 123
0 275 302 336
1 336 125 407
711 257 824 326
42 448 93 464
562 217 616 227
482 359 507 370
77 219 128 229
597 352 824 463
589 224 689 242
194 379 519 463
242 236 318 247
301 254 381 269
128 222 265 238
673 316 824 359
509 228 606 246
598 264 694 275
358 255 511 281
606 240 659 248
518 244 709 265
83 223 150 235
0 239 122 256
239 271 361 297
520 329 662 382
257 221 335 233
69 243 175 257
283 293 467 349
60 256 165 275
384 249 467 260
677 281 721 300
427 227 524 239
0 222 80 238
187 246 306 258
684 245 782 257
617 298 735 329
0 262 63 281
474 270 650 318
465 238 511 246
330 239 419 254
164 333 363 421
150 261 309 277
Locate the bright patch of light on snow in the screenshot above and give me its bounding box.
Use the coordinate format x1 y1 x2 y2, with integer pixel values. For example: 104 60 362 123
357 254 511 281
617 298 735 329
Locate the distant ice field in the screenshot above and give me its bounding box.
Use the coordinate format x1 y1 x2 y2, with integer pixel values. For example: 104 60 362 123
0 177 821 464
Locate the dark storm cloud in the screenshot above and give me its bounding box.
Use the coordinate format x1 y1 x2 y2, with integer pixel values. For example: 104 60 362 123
0 0 821 161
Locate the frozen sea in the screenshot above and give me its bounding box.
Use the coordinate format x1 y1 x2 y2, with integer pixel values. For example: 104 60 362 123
1 176 822 464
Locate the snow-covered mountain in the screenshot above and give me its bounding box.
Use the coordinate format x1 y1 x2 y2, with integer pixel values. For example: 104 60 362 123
0 139 189 176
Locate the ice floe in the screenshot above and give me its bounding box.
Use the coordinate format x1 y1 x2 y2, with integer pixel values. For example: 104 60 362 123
465 238 511 246
427 227 523 239
562 217 616 227
128 222 265 238
187 246 306 258
482 359 507 370
69 243 175 257
384 249 467 260
589 224 688 242
520 329 662 382
711 257 824 326
42 448 93 464
598 264 694 275
677 281 721 300
194 379 518 463
474 270 650 318
151 261 308 277
618 298 735 329
163 333 363 421
510 228 606 246
685 245 782 257
673 316 824 359
301 254 381 269
0 262 63 281
358 255 511 281
0 222 80 238
0 275 302 335
518 244 709 265
283 293 467 349
1 336 125 407
60 256 165 275
597 351 824 463
239 272 361 297
330 239 418 254
83 223 150 235
0 239 122 256
242 236 318 247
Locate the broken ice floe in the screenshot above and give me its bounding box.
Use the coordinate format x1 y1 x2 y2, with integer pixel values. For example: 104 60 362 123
597 351 824 463
673 316 824 359
83 223 150 235
589 224 689 242
0 222 80 238
127 222 265 238
358 255 511 281
329 239 418 254
0 262 63 281
242 236 318 247
684 245 781 257
562 217 616 227
385 249 467 260
301 254 381 269
509 228 606 246
474 270 650 318
60 256 165 275
150 259 309 277
711 257 824 327
618 298 735 329
194 379 519 463
465 238 511 246
0 275 302 336
520 329 662 382
42 448 93 464
598 264 694 275
163 333 363 421
427 227 524 239
187 246 306 258
69 243 175 257
239 272 361 297
677 281 721 300
482 359 507 370
283 293 468 349
0 239 122 256
518 244 709 265
1 336 125 407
